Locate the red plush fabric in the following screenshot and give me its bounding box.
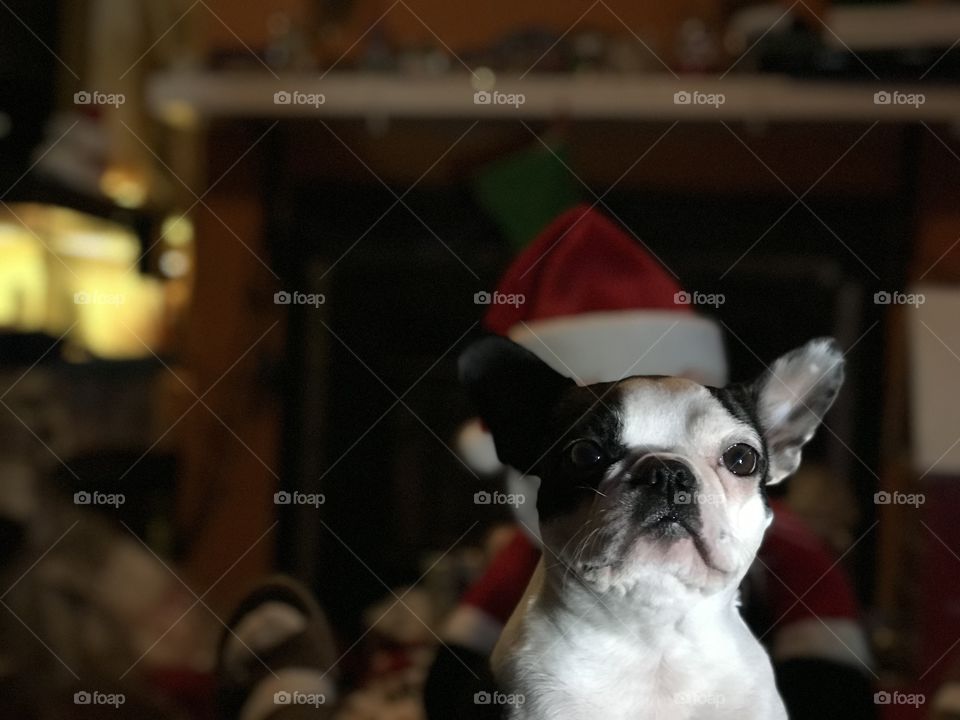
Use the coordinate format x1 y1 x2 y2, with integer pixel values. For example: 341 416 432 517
146 667 216 719
759 500 860 625
462 529 541 625
482 204 690 335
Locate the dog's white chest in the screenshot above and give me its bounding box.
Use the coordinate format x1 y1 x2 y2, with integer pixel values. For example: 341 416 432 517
497 587 786 720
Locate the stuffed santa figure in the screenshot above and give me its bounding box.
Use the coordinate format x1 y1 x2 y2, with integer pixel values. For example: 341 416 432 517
425 204 874 720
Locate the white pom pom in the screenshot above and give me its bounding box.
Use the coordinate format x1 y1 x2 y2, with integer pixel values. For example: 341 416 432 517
456 418 504 476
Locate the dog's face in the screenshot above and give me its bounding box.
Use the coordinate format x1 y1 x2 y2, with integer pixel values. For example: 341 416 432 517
460 336 844 600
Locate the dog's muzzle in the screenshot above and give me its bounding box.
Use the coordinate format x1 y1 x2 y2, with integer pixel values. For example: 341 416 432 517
631 456 695 493
627 456 702 537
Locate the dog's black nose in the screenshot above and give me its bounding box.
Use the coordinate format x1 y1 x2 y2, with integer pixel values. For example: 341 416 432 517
631 456 696 492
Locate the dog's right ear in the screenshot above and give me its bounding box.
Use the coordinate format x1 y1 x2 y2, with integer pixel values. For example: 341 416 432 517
459 336 575 473
747 337 845 484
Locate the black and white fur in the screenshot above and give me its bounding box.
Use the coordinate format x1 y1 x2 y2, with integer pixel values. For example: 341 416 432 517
459 336 844 720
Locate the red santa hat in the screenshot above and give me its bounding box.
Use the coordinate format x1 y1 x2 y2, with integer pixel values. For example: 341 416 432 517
458 203 728 476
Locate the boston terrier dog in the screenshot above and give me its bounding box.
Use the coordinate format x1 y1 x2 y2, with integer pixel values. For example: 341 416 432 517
459 335 844 720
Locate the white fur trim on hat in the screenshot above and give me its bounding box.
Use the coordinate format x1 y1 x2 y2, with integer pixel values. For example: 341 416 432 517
509 310 727 387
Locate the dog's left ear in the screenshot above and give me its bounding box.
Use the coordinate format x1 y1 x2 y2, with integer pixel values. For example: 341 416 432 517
459 335 575 473
747 338 845 484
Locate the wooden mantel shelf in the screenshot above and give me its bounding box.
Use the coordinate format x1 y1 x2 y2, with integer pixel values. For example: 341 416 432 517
147 71 960 124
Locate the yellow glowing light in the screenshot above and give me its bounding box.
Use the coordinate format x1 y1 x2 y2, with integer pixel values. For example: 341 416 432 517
100 167 148 209
161 100 199 129
161 214 194 248
159 249 190 278
70 273 165 360
0 221 24 243
53 229 139 264
471 67 496 92
0 221 46 331
1 202 173 359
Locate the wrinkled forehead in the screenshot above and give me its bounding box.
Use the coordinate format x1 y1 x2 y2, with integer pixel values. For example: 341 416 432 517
616 377 760 450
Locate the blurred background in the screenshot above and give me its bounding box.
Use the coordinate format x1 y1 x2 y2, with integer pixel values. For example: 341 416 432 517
1 0 959 717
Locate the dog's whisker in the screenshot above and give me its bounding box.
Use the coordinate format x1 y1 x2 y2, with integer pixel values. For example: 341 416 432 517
563 525 605 593
576 484 607 498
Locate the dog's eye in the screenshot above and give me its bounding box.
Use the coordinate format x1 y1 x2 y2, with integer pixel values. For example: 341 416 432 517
565 439 605 470
722 444 759 476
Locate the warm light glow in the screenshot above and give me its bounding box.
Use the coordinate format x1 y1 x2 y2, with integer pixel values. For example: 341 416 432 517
161 214 194 248
71 273 165 359
53 229 139 264
159 249 190 278
100 166 149 209
161 100 199 129
472 67 496 92
1 203 178 360
0 221 47 331
0 221 25 244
